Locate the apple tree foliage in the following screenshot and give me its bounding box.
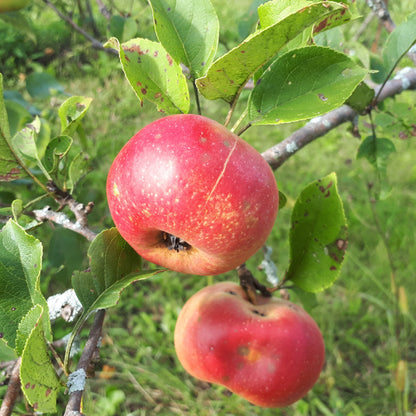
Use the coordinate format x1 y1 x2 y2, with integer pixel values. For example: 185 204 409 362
1 0 416 412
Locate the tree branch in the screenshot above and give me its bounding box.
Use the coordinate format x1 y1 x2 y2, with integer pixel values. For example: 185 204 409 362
262 67 416 170
0 358 22 416
33 181 97 242
64 310 106 416
42 0 118 55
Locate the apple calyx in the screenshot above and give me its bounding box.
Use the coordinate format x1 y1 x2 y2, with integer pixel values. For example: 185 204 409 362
162 231 192 252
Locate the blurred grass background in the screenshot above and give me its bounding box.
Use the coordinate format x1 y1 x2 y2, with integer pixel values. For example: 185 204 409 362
1 0 415 414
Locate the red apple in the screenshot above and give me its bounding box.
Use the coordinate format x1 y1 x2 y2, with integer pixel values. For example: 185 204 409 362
0 0 30 13
106 114 279 275
174 282 325 407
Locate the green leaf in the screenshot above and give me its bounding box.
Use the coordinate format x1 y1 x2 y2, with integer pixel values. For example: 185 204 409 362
105 37 190 114
68 229 162 366
149 0 219 79
11 117 44 170
383 11 416 78
345 82 375 113
248 46 368 125
67 151 90 193
88 227 143 295
196 1 353 103
58 96 93 136
258 0 354 34
357 136 396 199
26 72 65 99
286 173 348 292
72 228 165 311
11 199 23 221
0 220 51 350
0 74 25 182
15 305 43 356
43 135 73 174
19 306 60 413
4 99 33 138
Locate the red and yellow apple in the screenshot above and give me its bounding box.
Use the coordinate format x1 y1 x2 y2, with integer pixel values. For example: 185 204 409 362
106 114 279 275
0 0 30 13
174 282 325 407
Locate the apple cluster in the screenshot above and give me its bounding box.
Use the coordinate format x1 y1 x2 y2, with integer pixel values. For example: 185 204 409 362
107 115 324 407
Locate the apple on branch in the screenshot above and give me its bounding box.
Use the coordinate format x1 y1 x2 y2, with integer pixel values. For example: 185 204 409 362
174 282 325 408
106 114 279 275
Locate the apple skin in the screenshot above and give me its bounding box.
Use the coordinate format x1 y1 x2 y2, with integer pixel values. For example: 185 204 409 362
174 282 325 408
106 114 279 275
0 0 30 13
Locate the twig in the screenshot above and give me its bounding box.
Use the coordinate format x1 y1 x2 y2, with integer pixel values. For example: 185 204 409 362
0 358 22 416
64 310 106 416
33 206 97 242
42 0 118 55
365 0 396 33
33 181 97 242
261 67 416 170
366 0 416 65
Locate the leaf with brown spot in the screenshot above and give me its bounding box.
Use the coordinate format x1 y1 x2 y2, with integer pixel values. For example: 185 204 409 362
286 172 348 292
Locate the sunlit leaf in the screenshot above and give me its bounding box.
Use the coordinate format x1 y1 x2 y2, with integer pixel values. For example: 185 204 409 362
58 96 93 136
0 220 51 349
149 0 219 78
196 1 353 103
248 46 367 125
105 37 190 114
19 306 60 413
11 117 41 168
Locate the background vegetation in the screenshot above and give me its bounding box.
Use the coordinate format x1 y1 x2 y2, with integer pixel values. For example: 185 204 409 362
1 0 415 415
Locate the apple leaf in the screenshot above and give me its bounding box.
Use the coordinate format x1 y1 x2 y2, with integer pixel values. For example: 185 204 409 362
0 220 51 350
72 227 162 309
11 115 41 167
357 135 396 199
0 73 25 182
58 96 93 136
248 46 368 125
195 1 353 103
105 37 190 114
383 11 416 78
149 0 219 79
19 305 61 414
25 72 65 99
66 151 90 193
258 0 356 34
345 82 375 113
68 228 163 364
286 173 347 292
43 135 73 174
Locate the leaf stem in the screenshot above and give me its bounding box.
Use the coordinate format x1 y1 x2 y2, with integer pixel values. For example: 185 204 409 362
230 108 248 134
192 80 202 115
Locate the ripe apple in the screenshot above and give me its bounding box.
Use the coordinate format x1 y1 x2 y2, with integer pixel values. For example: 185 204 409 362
0 0 30 13
106 114 279 275
174 282 325 407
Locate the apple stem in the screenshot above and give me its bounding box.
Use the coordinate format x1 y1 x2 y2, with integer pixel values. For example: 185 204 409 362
236 264 271 305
